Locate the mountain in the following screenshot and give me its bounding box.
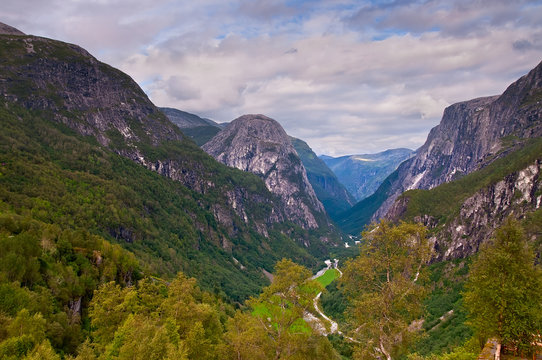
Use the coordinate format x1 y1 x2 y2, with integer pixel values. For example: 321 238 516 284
0 24 333 300
290 137 355 219
337 60 542 235
321 148 414 201
387 137 542 261
0 22 25 35
160 107 223 146
203 114 333 233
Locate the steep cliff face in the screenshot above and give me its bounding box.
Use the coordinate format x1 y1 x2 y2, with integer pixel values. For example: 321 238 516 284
290 137 355 220
386 138 542 261
372 60 542 220
436 160 541 260
203 115 328 230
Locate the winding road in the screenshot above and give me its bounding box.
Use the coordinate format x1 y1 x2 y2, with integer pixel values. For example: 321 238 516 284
309 259 359 342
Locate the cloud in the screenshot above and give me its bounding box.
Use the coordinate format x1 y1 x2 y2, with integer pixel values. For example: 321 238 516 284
2 0 542 155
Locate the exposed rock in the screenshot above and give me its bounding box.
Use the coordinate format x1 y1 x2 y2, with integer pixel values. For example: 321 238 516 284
203 114 328 230
0 30 323 243
374 60 542 220
0 22 25 35
402 160 541 260
321 148 414 201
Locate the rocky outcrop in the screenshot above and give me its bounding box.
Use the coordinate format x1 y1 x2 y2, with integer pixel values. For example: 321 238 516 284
373 60 542 220
203 115 328 230
393 160 541 260
0 22 25 35
0 31 182 151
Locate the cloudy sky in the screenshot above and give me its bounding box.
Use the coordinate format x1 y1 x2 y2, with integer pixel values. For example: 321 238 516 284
2 0 542 156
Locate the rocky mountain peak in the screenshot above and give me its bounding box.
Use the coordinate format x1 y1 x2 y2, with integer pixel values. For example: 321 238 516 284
0 22 25 35
203 114 327 230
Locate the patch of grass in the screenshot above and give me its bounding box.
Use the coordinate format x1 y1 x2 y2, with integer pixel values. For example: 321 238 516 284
315 269 340 289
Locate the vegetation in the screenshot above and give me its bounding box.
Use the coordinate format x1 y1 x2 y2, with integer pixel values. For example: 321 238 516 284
227 259 340 359
181 125 222 146
0 97 328 302
335 169 401 235
290 137 354 220
398 137 542 226
315 269 340 289
412 259 472 356
341 221 432 360
463 219 542 356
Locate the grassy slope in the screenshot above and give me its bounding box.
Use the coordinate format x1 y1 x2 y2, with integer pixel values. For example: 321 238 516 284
315 269 340 288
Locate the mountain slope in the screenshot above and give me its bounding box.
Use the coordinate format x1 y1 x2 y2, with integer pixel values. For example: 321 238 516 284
338 60 542 234
387 137 542 260
160 107 222 146
290 137 355 219
203 114 333 234
321 148 414 201
0 26 329 300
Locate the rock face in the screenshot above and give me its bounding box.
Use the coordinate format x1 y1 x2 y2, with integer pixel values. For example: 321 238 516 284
203 115 328 230
374 60 542 220
0 22 25 35
0 32 182 152
321 148 414 201
291 137 355 220
389 160 542 260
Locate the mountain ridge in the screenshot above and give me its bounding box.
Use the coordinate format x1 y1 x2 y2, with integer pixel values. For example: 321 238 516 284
337 59 542 234
0 27 335 300
290 137 355 220
203 114 334 235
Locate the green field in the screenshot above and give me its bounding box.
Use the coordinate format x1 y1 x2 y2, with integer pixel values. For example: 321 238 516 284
315 269 340 288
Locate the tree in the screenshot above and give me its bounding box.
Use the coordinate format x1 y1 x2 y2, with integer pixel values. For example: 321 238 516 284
225 259 340 359
341 220 432 360
463 219 542 356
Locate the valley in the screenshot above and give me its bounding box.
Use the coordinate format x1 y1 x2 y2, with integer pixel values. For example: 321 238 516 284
0 19 541 360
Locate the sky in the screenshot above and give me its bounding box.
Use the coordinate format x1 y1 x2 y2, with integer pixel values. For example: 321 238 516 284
2 0 542 156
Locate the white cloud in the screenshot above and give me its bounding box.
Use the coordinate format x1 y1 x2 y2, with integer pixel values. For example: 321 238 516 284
1 0 542 155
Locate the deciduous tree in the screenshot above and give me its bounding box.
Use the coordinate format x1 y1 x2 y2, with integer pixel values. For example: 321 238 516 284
341 220 432 360
464 219 542 356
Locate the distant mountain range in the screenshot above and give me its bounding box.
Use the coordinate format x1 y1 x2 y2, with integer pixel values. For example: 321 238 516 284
320 148 414 201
